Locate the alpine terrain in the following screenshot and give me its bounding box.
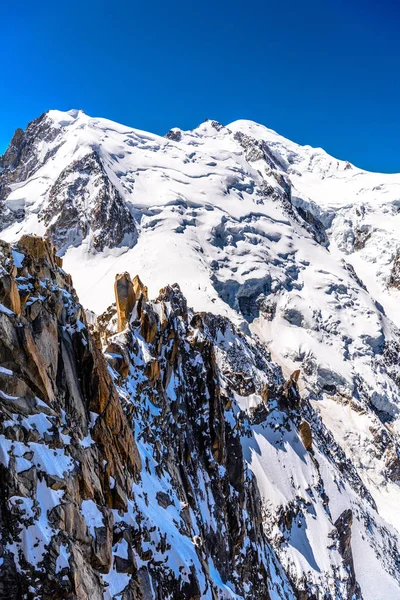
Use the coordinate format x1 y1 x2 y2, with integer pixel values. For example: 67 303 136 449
1 109 400 600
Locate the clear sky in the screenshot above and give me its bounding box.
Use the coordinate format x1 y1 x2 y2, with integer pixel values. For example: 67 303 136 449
1 0 399 172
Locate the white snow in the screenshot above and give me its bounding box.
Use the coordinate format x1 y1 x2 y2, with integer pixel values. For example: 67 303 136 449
81 499 104 537
0 366 13 376
55 544 70 573
11 249 24 268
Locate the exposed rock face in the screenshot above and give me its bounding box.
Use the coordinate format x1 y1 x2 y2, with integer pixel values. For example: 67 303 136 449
3 110 400 598
115 272 136 331
100 282 279 598
165 128 182 142
0 246 20 314
0 236 279 598
233 130 288 172
0 236 140 598
0 113 137 254
1 236 400 599
298 420 313 450
332 510 360 599
385 445 400 482
295 204 328 246
390 251 400 289
0 114 60 203
232 129 328 247
40 150 138 253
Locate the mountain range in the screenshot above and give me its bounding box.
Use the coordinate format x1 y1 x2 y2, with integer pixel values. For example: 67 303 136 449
0 109 400 599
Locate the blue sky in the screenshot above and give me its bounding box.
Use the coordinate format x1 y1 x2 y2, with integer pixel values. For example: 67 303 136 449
1 0 399 172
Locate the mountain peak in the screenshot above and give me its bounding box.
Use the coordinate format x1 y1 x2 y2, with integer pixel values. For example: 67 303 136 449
46 108 87 125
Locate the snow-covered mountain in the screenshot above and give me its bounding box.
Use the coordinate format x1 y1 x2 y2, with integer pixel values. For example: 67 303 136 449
1 110 400 599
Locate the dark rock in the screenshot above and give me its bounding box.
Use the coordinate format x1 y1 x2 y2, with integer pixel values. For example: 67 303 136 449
165 128 182 142
390 252 400 289
332 509 361 599
156 491 173 509
40 150 138 253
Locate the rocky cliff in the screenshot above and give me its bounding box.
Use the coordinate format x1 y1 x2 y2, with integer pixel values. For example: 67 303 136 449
0 235 287 599
1 236 399 599
0 235 140 598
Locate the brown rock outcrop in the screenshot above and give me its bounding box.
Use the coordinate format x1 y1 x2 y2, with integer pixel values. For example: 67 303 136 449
94 281 273 598
140 306 159 343
299 420 313 450
0 271 20 314
115 272 136 331
132 274 148 302
0 236 141 598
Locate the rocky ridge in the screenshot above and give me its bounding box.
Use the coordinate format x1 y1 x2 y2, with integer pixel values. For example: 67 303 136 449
0 236 399 599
